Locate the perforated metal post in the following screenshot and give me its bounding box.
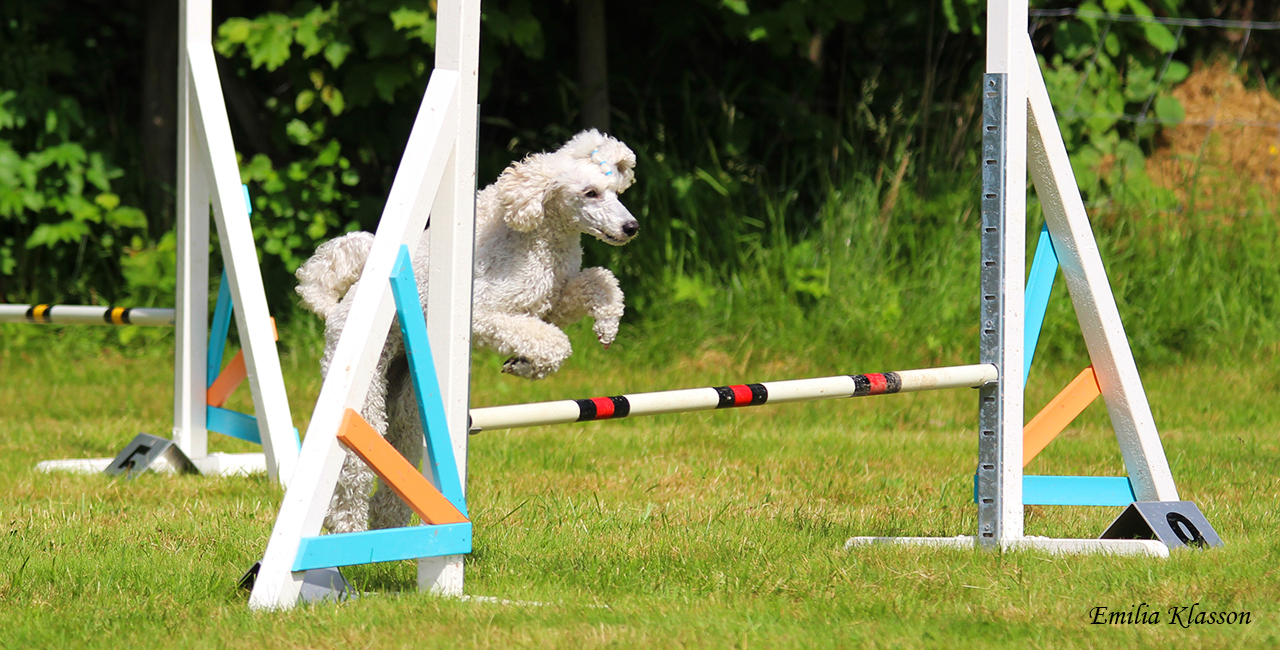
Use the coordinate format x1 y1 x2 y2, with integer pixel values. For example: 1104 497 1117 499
979 0 1027 546
977 73 1007 546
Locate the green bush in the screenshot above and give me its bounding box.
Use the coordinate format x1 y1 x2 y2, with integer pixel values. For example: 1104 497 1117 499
2 0 1277 368
0 6 152 305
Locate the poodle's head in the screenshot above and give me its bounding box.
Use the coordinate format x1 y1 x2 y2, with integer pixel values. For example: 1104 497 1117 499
495 130 639 245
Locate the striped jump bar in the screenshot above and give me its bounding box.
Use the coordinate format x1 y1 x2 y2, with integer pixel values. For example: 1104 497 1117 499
469 364 998 432
0 304 175 327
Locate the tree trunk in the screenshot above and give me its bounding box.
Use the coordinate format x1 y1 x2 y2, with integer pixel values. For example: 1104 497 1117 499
141 0 178 233
577 0 610 132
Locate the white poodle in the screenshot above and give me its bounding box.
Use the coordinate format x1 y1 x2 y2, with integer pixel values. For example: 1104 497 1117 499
295 130 639 533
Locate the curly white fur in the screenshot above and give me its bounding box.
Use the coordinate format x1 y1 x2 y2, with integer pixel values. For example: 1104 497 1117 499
296 130 639 533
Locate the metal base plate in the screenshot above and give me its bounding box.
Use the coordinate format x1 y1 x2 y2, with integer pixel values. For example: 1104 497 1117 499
103 433 197 478
1101 501 1223 549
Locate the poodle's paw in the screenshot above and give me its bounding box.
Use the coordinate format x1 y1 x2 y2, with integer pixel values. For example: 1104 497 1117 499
501 356 530 376
594 318 619 348
502 356 556 380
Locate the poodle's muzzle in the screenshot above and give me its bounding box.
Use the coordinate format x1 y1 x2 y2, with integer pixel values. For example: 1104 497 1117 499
583 198 640 246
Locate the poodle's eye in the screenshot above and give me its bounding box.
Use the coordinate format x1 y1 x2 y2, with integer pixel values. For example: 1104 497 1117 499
584 189 600 199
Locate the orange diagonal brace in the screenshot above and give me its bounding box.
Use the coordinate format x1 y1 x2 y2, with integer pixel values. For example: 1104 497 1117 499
1023 366 1102 467
206 350 246 407
205 318 278 408
336 409 469 525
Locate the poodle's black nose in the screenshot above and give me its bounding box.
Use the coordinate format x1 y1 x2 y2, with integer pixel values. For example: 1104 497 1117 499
622 220 640 237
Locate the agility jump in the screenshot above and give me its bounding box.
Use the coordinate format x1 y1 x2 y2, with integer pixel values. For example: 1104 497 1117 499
9 42 302 484
245 0 1218 611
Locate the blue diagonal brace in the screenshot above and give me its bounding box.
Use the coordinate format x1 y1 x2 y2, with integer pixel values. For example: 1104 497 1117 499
389 245 467 516
206 186 254 386
1024 223 1059 381
207 269 233 386
206 406 263 445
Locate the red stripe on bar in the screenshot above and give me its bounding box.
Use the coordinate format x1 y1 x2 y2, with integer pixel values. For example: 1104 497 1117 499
730 384 753 406
867 374 888 395
590 396 615 419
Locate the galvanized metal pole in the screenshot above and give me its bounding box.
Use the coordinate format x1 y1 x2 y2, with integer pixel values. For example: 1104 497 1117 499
979 0 1027 547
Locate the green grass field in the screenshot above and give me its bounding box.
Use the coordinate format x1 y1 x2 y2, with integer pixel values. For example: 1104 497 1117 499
1 324 1277 648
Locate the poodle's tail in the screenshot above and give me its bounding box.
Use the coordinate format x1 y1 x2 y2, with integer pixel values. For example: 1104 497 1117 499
295 231 375 320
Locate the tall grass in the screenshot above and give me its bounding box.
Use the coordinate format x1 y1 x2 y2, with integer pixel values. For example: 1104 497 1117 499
6 147 1276 380
606 149 1280 375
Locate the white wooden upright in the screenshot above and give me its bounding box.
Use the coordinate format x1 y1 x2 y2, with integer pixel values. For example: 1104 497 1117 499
174 0 300 485
419 0 480 594
174 0 211 465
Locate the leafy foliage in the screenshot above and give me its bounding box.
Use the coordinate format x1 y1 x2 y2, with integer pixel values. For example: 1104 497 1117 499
2 0 1276 363
209 0 552 305
1035 0 1191 195
0 4 152 304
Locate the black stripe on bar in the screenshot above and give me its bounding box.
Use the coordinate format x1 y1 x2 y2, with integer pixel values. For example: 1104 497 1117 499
747 383 768 405
713 386 737 408
103 308 114 325
883 372 902 394
575 398 597 422
25 305 36 323
120 308 132 325
851 374 871 396
607 395 630 419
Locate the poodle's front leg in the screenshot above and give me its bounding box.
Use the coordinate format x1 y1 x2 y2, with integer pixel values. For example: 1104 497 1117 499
474 312 573 380
547 267 625 347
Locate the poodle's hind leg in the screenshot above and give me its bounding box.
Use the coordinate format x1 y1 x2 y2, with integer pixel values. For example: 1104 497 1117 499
323 329 402 533
325 454 375 533
368 356 424 530
474 312 573 380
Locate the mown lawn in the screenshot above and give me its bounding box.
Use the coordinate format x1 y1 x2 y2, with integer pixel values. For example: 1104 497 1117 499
1 326 1277 648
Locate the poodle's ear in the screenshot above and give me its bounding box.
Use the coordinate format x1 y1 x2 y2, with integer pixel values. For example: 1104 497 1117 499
495 158 548 232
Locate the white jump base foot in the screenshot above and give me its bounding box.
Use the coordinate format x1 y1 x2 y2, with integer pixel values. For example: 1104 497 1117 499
192 452 269 476
845 535 1169 557
36 452 268 477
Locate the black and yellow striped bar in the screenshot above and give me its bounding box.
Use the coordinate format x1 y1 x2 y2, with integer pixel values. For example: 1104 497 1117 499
0 304 175 327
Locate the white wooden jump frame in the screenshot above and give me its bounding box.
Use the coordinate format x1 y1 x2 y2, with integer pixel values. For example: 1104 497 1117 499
170 0 302 484
247 0 1183 609
27 0 300 484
